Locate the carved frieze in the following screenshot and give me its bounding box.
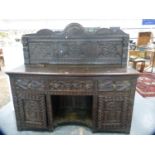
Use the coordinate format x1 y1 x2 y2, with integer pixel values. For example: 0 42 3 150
28 40 123 64
14 77 131 92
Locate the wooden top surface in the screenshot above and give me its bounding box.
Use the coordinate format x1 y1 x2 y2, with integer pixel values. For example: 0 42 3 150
6 65 139 76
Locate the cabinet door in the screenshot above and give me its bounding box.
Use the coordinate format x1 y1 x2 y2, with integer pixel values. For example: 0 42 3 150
95 92 132 133
17 93 47 130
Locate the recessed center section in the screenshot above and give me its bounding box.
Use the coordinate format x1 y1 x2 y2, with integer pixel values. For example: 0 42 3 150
51 95 93 127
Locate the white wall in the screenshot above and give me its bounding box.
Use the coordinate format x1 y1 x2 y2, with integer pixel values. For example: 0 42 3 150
0 0 155 39
0 0 155 71
1 19 155 40
0 0 154 19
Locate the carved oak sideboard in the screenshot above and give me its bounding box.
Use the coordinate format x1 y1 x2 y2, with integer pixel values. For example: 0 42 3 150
7 65 138 133
7 23 139 133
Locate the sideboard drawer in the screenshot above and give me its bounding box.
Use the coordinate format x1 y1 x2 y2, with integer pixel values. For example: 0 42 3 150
98 79 132 91
47 79 94 92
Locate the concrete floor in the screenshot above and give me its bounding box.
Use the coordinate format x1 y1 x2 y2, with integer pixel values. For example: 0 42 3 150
0 92 155 135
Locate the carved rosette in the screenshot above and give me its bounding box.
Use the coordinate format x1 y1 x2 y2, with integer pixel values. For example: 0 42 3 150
96 41 122 58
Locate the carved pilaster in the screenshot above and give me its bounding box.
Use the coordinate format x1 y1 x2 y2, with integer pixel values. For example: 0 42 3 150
122 36 129 67
22 37 29 65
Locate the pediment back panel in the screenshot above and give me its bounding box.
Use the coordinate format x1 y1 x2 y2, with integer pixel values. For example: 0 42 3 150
22 23 129 66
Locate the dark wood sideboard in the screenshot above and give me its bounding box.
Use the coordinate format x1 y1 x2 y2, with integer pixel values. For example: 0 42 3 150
6 23 139 133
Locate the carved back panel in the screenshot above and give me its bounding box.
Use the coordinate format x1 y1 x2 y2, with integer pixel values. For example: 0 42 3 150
22 23 129 67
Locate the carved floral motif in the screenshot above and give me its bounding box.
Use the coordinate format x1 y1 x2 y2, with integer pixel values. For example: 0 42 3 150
24 100 42 122
98 80 131 91
96 41 122 58
48 80 93 91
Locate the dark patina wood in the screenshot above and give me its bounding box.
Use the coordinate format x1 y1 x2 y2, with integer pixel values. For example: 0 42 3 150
7 23 138 133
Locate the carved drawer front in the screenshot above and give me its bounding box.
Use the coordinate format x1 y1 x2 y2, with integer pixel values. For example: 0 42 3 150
17 93 47 130
15 78 45 91
47 80 94 91
98 79 131 91
96 93 131 132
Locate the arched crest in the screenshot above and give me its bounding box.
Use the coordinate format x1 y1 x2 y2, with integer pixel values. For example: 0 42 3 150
64 23 85 35
37 29 53 35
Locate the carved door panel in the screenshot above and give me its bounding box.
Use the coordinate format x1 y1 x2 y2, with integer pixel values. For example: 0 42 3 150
17 93 47 130
95 93 132 133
